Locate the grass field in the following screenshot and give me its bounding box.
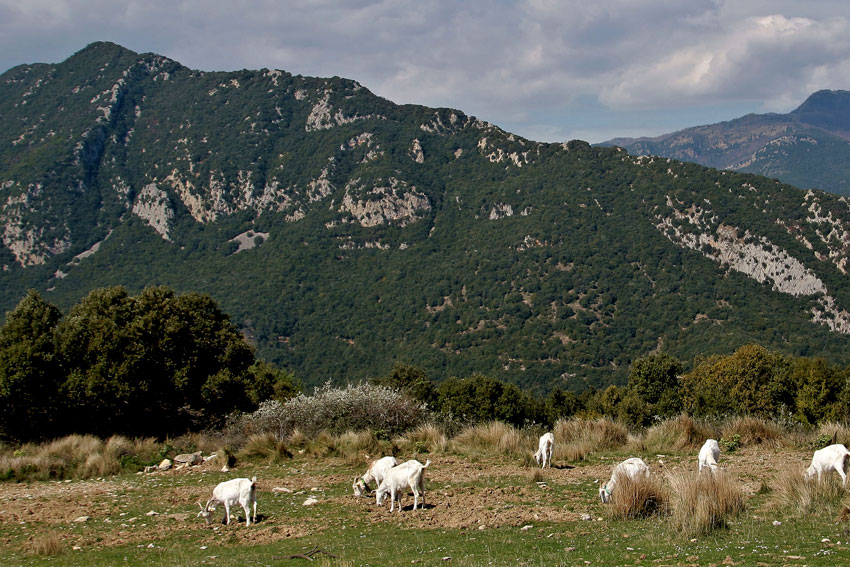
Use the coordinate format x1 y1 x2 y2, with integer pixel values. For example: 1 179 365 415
3 424 850 566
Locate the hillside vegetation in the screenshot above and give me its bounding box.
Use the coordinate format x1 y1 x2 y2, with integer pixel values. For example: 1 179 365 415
3 43 850 392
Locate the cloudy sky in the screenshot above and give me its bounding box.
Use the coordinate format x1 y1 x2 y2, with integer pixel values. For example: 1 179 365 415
2 1 849 143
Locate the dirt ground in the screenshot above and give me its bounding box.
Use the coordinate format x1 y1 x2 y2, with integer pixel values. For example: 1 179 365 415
0 445 815 552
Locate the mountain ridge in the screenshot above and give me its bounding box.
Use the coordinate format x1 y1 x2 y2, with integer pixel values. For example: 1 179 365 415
601 90 850 195
4 43 850 391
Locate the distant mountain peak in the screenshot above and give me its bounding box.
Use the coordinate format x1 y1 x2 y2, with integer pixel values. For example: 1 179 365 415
789 89 850 134
600 89 850 195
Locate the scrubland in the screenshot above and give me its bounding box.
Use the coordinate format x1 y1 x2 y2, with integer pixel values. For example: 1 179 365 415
2 417 850 566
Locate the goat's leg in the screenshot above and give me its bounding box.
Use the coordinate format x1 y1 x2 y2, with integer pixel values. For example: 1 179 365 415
253 500 257 524
224 502 231 525
836 463 847 486
242 503 252 526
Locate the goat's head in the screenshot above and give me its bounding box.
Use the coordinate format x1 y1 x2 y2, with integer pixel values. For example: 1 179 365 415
353 477 367 497
375 486 389 506
197 501 213 525
599 483 612 503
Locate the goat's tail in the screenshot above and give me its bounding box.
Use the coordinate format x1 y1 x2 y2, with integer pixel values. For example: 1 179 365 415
423 459 431 468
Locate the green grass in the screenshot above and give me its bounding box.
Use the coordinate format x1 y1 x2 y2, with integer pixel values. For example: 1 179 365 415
3 452 850 567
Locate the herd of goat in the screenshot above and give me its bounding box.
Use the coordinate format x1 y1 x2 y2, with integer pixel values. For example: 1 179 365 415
195 434 850 526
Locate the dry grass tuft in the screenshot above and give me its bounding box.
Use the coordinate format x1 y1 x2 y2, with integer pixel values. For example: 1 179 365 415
553 418 628 462
720 416 782 448
28 533 64 556
606 474 669 520
451 422 534 458
41 434 104 462
236 433 292 463
78 453 121 478
770 466 848 515
394 423 449 455
668 470 745 537
642 415 718 453
814 422 850 447
530 468 545 483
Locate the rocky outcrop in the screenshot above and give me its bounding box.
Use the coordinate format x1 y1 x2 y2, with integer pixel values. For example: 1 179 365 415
132 183 173 240
338 177 430 227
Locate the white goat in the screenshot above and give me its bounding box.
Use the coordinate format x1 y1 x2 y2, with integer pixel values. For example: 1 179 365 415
534 432 555 469
806 444 850 485
698 439 721 473
375 459 430 512
197 476 258 526
353 456 399 497
599 457 650 503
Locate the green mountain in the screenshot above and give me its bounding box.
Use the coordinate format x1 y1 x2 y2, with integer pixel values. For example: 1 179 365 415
602 90 850 196
4 42 850 393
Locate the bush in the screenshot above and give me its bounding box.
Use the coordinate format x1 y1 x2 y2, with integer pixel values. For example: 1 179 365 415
669 471 745 537
240 382 427 437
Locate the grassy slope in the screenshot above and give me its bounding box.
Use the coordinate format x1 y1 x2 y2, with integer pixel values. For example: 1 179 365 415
3 447 849 566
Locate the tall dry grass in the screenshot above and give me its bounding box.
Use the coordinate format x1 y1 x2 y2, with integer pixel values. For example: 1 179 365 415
668 471 745 537
606 474 669 520
28 533 64 557
770 466 849 516
236 433 292 463
641 415 718 453
553 418 628 462
394 423 449 455
0 433 167 481
451 421 535 458
813 422 850 447
720 416 782 448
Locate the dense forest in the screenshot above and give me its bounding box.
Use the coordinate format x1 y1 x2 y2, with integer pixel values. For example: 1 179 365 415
2 286 847 442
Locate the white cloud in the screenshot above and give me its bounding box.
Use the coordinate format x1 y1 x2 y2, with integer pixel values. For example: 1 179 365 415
1 1 849 143
600 13 850 111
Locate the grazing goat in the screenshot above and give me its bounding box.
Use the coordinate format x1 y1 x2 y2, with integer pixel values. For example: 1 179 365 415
197 477 257 526
375 459 430 512
599 457 649 503
353 456 399 497
534 432 555 469
698 439 721 473
806 444 850 485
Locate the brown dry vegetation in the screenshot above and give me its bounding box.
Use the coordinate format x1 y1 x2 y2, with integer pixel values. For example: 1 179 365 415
1 416 850 561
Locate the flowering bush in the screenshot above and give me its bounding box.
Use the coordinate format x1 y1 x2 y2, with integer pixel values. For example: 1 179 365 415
241 381 427 437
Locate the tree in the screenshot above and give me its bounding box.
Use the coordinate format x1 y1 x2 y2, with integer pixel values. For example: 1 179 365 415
627 353 683 418
58 286 257 436
0 291 63 441
247 360 300 404
792 357 844 425
680 344 791 418
544 387 580 425
372 362 437 407
437 373 540 426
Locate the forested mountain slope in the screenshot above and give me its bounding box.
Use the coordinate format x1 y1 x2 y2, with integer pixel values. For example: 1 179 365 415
3 42 850 392
602 90 850 196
